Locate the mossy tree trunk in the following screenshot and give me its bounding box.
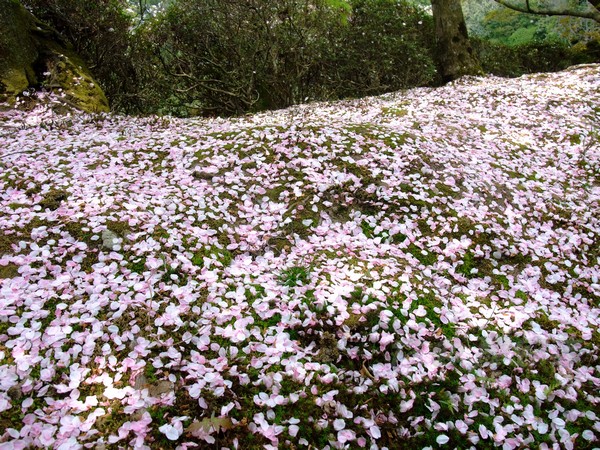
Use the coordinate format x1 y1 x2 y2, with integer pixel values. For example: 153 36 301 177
431 0 483 82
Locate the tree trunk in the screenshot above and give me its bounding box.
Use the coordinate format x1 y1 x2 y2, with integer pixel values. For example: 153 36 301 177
431 0 483 82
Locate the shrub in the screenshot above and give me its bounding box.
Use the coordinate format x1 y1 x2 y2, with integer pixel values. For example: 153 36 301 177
140 0 344 116
22 0 441 116
474 37 599 78
323 0 440 99
143 0 439 116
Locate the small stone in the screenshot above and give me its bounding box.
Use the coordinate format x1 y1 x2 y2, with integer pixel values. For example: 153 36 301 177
193 171 215 180
101 230 120 251
133 373 148 390
315 331 340 363
7 384 22 400
148 381 174 397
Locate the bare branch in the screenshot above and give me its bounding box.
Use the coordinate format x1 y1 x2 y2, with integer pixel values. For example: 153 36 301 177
493 0 600 23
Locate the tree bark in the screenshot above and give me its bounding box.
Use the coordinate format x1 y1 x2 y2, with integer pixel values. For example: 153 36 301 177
431 0 483 82
493 0 600 24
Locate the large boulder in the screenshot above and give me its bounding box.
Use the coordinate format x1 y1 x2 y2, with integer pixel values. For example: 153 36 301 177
0 0 109 112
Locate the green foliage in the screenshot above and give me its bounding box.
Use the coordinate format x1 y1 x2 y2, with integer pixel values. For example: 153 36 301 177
279 265 311 287
461 0 600 77
327 0 439 98
463 0 600 47
138 0 439 116
12 0 435 116
23 0 598 116
324 0 352 24
140 0 343 115
474 37 598 78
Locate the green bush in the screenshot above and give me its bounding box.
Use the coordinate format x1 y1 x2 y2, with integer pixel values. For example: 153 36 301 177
21 0 439 116
474 37 599 78
324 0 439 99
142 0 439 116
140 0 343 116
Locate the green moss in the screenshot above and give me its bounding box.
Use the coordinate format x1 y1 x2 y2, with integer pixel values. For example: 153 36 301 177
61 220 93 243
0 70 30 98
536 359 556 381
392 232 408 244
255 313 282 332
7 203 28 210
192 244 232 268
1 218 47 258
434 181 460 199
495 274 510 289
161 266 186 284
265 184 287 202
515 290 528 301
360 220 375 238
245 284 266 301
105 220 131 237
38 189 68 211
144 363 159 385
0 263 19 279
457 250 476 278
281 206 320 239
40 47 109 112
381 106 408 117
407 243 437 266
266 236 292 256
279 265 310 287
128 257 147 274
412 292 456 339
25 185 42 196
0 396 46 432
0 1 108 111
0 0 38 96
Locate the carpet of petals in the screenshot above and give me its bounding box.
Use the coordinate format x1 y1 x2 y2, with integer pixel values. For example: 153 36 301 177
1 65 599 449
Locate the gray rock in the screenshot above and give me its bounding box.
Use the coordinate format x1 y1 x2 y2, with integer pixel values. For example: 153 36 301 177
101 230 120 251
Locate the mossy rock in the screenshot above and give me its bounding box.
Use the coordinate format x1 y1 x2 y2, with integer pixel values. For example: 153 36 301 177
0 68 32 98
0 0 38 96
39 48 109 113
38 189 68 211
0 0 108 112
314 331 340 363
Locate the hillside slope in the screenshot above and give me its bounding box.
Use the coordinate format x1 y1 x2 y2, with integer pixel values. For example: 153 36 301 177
0 66 599 449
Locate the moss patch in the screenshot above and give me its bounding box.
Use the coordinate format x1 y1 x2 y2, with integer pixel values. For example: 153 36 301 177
38 189 68 211
0 263 19 279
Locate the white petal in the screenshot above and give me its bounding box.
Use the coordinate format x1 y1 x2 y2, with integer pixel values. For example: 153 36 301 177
333 419 345 431
159 424 181 441
436 435 449 445
370 425 381 439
